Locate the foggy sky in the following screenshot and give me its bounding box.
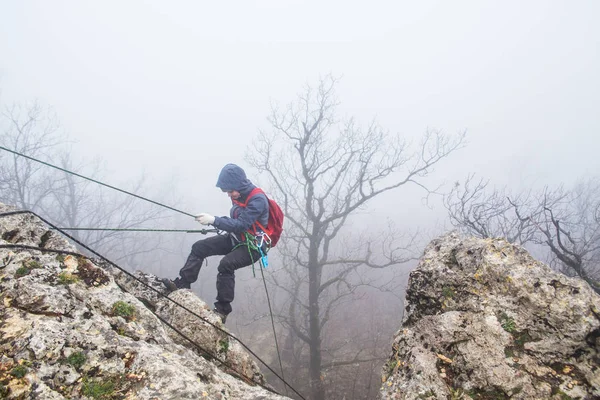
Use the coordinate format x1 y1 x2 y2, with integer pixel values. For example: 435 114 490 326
1 1 599 228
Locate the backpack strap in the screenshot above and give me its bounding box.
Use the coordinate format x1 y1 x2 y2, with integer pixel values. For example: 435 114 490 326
232 187 264 207
232 188 269 236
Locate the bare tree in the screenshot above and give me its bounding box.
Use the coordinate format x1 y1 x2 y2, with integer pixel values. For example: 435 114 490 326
248 76 465 400
0 101 61 211
533 179 600 293
49 152 176 267
0 99 179 271
443 174 565 245
445 175 600 294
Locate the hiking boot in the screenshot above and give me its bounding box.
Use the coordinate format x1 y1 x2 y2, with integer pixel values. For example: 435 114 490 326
212 308 228 324
160 277 190 293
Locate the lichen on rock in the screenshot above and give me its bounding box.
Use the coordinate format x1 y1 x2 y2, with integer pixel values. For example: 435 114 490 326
380 232 600 400
0 203 289 399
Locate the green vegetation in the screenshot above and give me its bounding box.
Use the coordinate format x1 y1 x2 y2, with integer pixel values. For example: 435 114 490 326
218 338 230 353
551 387 573 400
82 378 115 399
465 387 509 399
499 313 516 333
442 286 455 299
111 301 135 321
58 272 79 285
15 260 43 277
384 358 395 376
511 386 523 396
65 352 86 369
15 266 30 277
10 365 28 378
80 374 134 399
450 388 465 400
513 331 532 349
448 248 460 266
504 330 533 361
26 260 42 269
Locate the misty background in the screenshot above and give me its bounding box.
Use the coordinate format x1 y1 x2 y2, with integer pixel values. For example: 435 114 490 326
1 1 599 399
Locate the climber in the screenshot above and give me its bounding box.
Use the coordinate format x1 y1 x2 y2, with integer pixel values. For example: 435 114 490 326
161 163 271 324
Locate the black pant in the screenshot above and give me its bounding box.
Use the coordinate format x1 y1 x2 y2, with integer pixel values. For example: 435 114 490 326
179 234 260 315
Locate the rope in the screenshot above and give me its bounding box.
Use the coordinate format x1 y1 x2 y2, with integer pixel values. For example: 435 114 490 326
52 227 220 234
259 263 288 397
1 243 215 362
0 146 292 397
0 145 196 218
0 210 305 400
235 233 287 394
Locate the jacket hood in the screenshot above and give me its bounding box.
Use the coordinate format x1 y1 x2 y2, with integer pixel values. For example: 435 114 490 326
216 164 253 194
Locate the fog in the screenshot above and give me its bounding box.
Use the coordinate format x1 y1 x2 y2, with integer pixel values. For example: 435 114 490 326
3 2 599 201
1 1 599 399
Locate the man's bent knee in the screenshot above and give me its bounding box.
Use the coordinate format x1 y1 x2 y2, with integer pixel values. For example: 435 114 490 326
217 262 236 275
191 240 209 256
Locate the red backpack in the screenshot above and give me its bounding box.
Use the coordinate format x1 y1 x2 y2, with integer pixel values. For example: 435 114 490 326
233 188 284 247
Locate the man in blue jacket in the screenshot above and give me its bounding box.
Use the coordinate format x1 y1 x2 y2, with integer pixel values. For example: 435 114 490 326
162 164 269 323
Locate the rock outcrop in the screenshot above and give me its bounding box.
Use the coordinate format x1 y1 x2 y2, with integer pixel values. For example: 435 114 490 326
380 233 600 399
0 203 289 399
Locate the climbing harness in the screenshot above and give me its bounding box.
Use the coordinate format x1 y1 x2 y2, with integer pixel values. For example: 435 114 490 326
234 231 270 277
256 232 270 268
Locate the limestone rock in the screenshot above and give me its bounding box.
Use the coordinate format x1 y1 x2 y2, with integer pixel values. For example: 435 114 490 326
380 232 600 400
108 268 268 386
0 203 289 399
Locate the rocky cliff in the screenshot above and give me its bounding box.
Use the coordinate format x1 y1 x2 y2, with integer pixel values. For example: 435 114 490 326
380 233 600 399
0 203 289 399
4 202 599 400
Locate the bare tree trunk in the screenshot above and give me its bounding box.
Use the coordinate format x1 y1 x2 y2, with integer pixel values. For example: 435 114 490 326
248 75 464 399
308 239 324 400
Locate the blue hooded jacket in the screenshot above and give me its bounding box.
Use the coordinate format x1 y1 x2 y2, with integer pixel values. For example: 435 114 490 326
213 164 269 236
